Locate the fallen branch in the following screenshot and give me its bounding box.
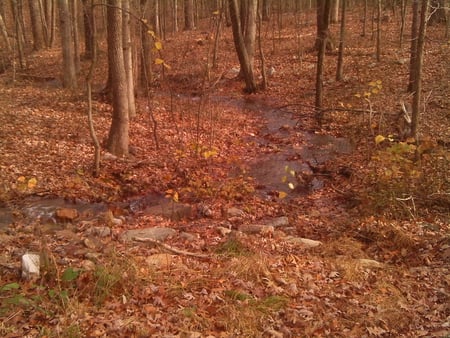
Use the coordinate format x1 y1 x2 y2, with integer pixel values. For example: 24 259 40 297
133 237 210 259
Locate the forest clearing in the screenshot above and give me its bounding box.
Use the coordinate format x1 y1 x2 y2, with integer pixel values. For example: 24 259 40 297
0 1 449 337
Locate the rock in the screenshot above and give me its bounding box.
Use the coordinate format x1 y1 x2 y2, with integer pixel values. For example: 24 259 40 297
227 207 245 218
144 202 193 221
120 227 176 242
81 259 96 271
357 258 383 269
180 232 197 242
285 236 322 248
239 224 274 236
87 226 111 238
217 226 232 236
146 253 173 267
83 237 101 250
265 216 289 228
55 208 78 222
22 253 40 280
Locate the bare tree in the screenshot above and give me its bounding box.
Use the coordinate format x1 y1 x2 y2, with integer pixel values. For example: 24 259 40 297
408 0 420 92
106 0 129 156
336 0 346 81
0 11 11 52
184 0 195 30
28 0 45 50
122 0 135 119
228 0 257 93
58 0 77 88
410 0 429 140
315 0 332 114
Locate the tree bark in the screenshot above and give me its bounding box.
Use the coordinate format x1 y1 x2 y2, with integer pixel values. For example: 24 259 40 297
315 0 331 115
0 11 11 52
82 0 95 59
28 0 45 50
410 0 429 140
58 0 77 89
336 0 346 81
122 0 136 119
228 0 257 93
408 0 420 92
184 0 195 30
106 0 129 157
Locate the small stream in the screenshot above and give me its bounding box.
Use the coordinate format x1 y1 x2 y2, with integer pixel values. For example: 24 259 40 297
0 95 353 227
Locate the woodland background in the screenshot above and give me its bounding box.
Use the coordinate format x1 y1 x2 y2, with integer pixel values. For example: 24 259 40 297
0 0 449 337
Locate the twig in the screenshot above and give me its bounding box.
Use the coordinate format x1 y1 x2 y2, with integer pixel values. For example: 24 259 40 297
133 237 210 259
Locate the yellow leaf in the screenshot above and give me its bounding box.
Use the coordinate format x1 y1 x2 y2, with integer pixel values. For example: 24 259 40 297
147 30 155 38
375 135 386 144
354 93 361 98
369 81 376 86
278 191 287 199
173 192 179 203
284 165 289 172
203 150 217 159
376 80 382 85
27 177 37 189
212 10 220 15
154 41 162 50
289 170 296 177
371 88 379 94
364 91 371 97
155 58 164 65
17 176 26 183
281 175 287 183
288 183 295 190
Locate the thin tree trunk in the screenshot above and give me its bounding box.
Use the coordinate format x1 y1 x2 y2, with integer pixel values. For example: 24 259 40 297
408 0 420 92
410 0 429 140
0 12 11 52
58 0 77 89
71 0 80 73
315 0 331 116
228 0 257 93
122 0 136 119
106 0 129 156
376 0 381 61
11 0 26 69
336 0 346 81
28 0 45 50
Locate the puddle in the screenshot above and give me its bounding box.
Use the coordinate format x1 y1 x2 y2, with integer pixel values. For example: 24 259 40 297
215 96 354 198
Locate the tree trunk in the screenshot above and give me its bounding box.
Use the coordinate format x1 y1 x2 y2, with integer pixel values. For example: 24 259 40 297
11 0 26 68
228 0 257 93
376 0 381 61
315 0 331 115
184 0 195 30
0 11 11 52
408 0 420 92
58 0 77 88
122 0 136 119
262 0 270 21
139 0 153 88
336 0 346 81
106 0 129 157
70 0 80 73
331 0 339 23
410 0 429 140
28 0 45 50
428 0 446 25
82 0 95 59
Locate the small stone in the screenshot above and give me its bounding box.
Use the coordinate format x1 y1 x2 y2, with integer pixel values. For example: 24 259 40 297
81 259 96 271
265 216 289 228
227 207 245 218
120 227 176 242
146 253 173 267
55 208 78 222
88 226 111 238
285 236 322 248
239 224 274 235
180 232 197 242
358 259 383 268
22 253 40 280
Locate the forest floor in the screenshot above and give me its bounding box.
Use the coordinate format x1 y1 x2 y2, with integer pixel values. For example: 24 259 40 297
0 9 449 338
